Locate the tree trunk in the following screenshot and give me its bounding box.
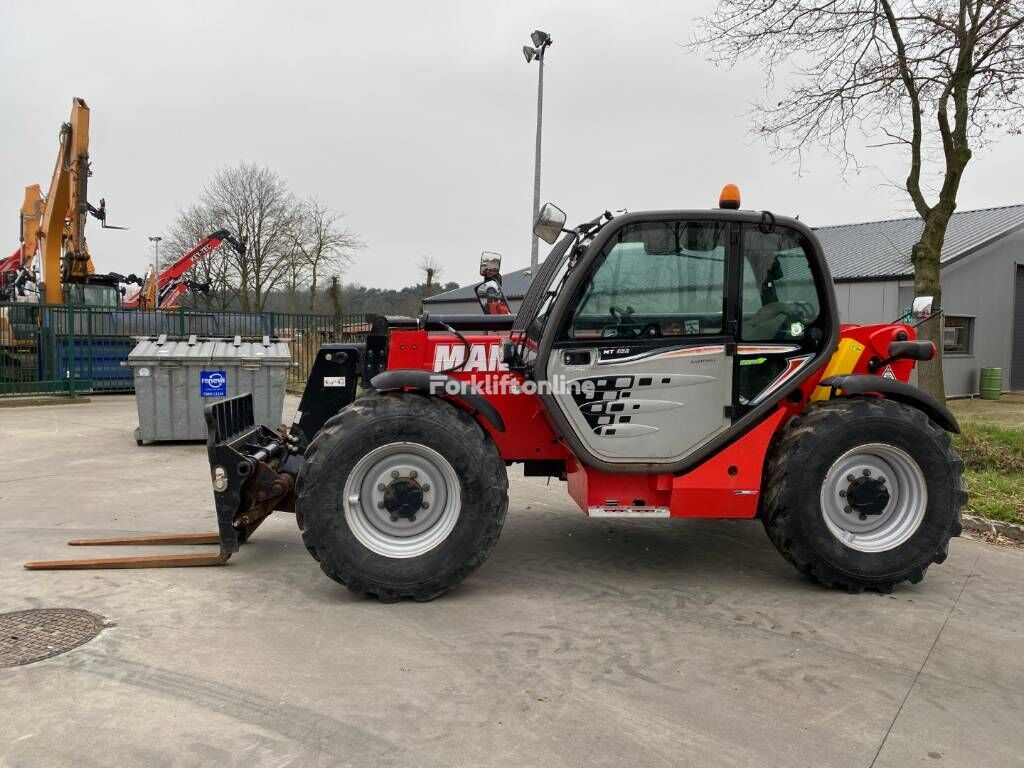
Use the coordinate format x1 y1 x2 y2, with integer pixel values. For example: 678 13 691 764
910 212 951 401
329 276 342 324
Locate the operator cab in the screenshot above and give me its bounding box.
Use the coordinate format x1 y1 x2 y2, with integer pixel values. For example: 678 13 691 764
62 277 122 308
515 186 837 472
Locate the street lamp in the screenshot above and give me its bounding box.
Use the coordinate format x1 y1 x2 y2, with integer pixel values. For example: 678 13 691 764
148 236 162 310
523 29 552 270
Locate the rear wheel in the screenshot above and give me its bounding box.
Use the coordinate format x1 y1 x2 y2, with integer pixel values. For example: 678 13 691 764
296 393 508 602
762 397 966 593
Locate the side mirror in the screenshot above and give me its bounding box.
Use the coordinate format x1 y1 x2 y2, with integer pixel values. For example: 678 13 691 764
476 279 511 315
912 295 934 319
479 251 502 277
533 203 566 245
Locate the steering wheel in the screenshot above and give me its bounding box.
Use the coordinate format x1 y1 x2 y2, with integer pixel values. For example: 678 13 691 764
609 305 635 323
603 306 662 339
601 305 637 338
789 301 817 322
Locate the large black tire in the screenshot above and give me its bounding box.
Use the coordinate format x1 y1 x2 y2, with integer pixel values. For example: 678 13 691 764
761 397 967 593
296 393 509 602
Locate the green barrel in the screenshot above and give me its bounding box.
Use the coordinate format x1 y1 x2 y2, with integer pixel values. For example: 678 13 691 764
979 367 1002 400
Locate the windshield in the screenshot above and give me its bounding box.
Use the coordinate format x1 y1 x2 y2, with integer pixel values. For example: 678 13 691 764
63 283 121 308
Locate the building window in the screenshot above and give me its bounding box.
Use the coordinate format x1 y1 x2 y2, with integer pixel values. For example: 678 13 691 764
943 315 974 355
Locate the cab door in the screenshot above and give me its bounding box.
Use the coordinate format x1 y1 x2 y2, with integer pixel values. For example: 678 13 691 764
544 218 734 464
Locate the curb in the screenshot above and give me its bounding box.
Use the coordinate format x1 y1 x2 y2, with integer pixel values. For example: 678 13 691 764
962 513 1024 543
0 396 92 409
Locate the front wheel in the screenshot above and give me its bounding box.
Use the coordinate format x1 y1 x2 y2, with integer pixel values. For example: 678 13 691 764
296 393 509 602
761 398 966 593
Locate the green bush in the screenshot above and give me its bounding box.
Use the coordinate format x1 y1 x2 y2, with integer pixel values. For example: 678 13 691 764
954 423 1024 474
954 423 1024 525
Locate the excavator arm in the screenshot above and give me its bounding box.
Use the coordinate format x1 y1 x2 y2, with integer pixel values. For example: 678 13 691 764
38 98 92 303
35 98 126 305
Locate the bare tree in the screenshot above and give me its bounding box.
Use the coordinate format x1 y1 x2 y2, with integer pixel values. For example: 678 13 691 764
292 197 363 313
693 1 1024 399
419 255 443 298
199 164 303 311
167 164 363 313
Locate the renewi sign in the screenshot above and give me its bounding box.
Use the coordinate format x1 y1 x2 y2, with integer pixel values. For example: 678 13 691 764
200 370 227 398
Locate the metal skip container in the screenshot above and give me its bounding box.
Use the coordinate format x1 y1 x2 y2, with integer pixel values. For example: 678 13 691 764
127 334 291 444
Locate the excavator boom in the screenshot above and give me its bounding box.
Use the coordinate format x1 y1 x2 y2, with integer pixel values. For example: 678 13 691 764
39 98 92 303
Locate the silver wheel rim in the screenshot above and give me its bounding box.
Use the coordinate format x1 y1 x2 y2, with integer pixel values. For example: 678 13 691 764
819 443 927 553
343 442 461 559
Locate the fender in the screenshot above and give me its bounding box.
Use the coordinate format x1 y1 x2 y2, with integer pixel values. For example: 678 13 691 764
821 375 960 434
370 369 506 433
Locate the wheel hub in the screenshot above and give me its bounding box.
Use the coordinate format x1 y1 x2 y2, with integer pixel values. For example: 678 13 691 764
820 443 928 553
845 475 890 517
344 442 461 559
382 477 425 522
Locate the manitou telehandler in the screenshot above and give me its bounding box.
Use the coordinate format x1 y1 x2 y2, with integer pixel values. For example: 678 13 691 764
28 187 967 602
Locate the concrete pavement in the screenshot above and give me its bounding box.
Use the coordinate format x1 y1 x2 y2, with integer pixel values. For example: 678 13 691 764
0 396 1021 767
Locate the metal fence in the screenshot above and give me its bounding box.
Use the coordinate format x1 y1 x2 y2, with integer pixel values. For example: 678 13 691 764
0 302 369 397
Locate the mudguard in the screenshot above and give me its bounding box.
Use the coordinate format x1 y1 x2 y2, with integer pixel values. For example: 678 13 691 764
821 375 960 434
370 369 506 433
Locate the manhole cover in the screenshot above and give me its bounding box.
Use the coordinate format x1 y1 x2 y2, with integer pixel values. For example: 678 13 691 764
0 608 105 668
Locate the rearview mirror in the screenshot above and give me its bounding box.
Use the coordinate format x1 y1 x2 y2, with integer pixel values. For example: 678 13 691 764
533 203 566 245
479 251 502 277
476 279 511 315
912 295 934 319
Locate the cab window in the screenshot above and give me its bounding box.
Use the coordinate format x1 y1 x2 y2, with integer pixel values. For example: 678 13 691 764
740 225 820 342
566 220 727 340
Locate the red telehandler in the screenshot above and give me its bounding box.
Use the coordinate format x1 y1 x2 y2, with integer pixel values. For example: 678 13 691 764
28 187 966 602
121 230 245 310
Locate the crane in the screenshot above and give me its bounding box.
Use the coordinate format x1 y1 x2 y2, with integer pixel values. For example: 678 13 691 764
122 230 245 310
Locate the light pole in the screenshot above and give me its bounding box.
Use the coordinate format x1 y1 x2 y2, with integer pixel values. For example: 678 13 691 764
148 236 162 310
523 29 552 270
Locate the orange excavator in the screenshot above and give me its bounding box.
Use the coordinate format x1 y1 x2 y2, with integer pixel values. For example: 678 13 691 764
2 98 128 309
0 185 45 303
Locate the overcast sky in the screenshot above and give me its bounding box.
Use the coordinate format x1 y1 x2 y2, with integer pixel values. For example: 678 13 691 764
3 0 1024 291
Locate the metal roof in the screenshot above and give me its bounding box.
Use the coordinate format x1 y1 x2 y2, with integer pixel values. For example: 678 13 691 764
424 204 1024 303
817 204 1024 280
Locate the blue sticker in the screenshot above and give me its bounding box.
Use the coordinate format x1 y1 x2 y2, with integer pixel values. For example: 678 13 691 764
200 370 227 398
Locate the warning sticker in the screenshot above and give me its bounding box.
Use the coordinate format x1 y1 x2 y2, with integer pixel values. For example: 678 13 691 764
323 376 347 387
882 366 897 380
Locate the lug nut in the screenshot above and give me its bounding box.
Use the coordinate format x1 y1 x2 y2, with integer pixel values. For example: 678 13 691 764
390 514 399 522
879 477 886 484
410 470 418 479
847 474 855 482
408 514 417 523
859 513 867 521
422 483 431 492
839 490 847 498
421 501 430 510
377 483 386 491
391 470 400 479
844 505 852 514
377 501 386 509
863 469 871 477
